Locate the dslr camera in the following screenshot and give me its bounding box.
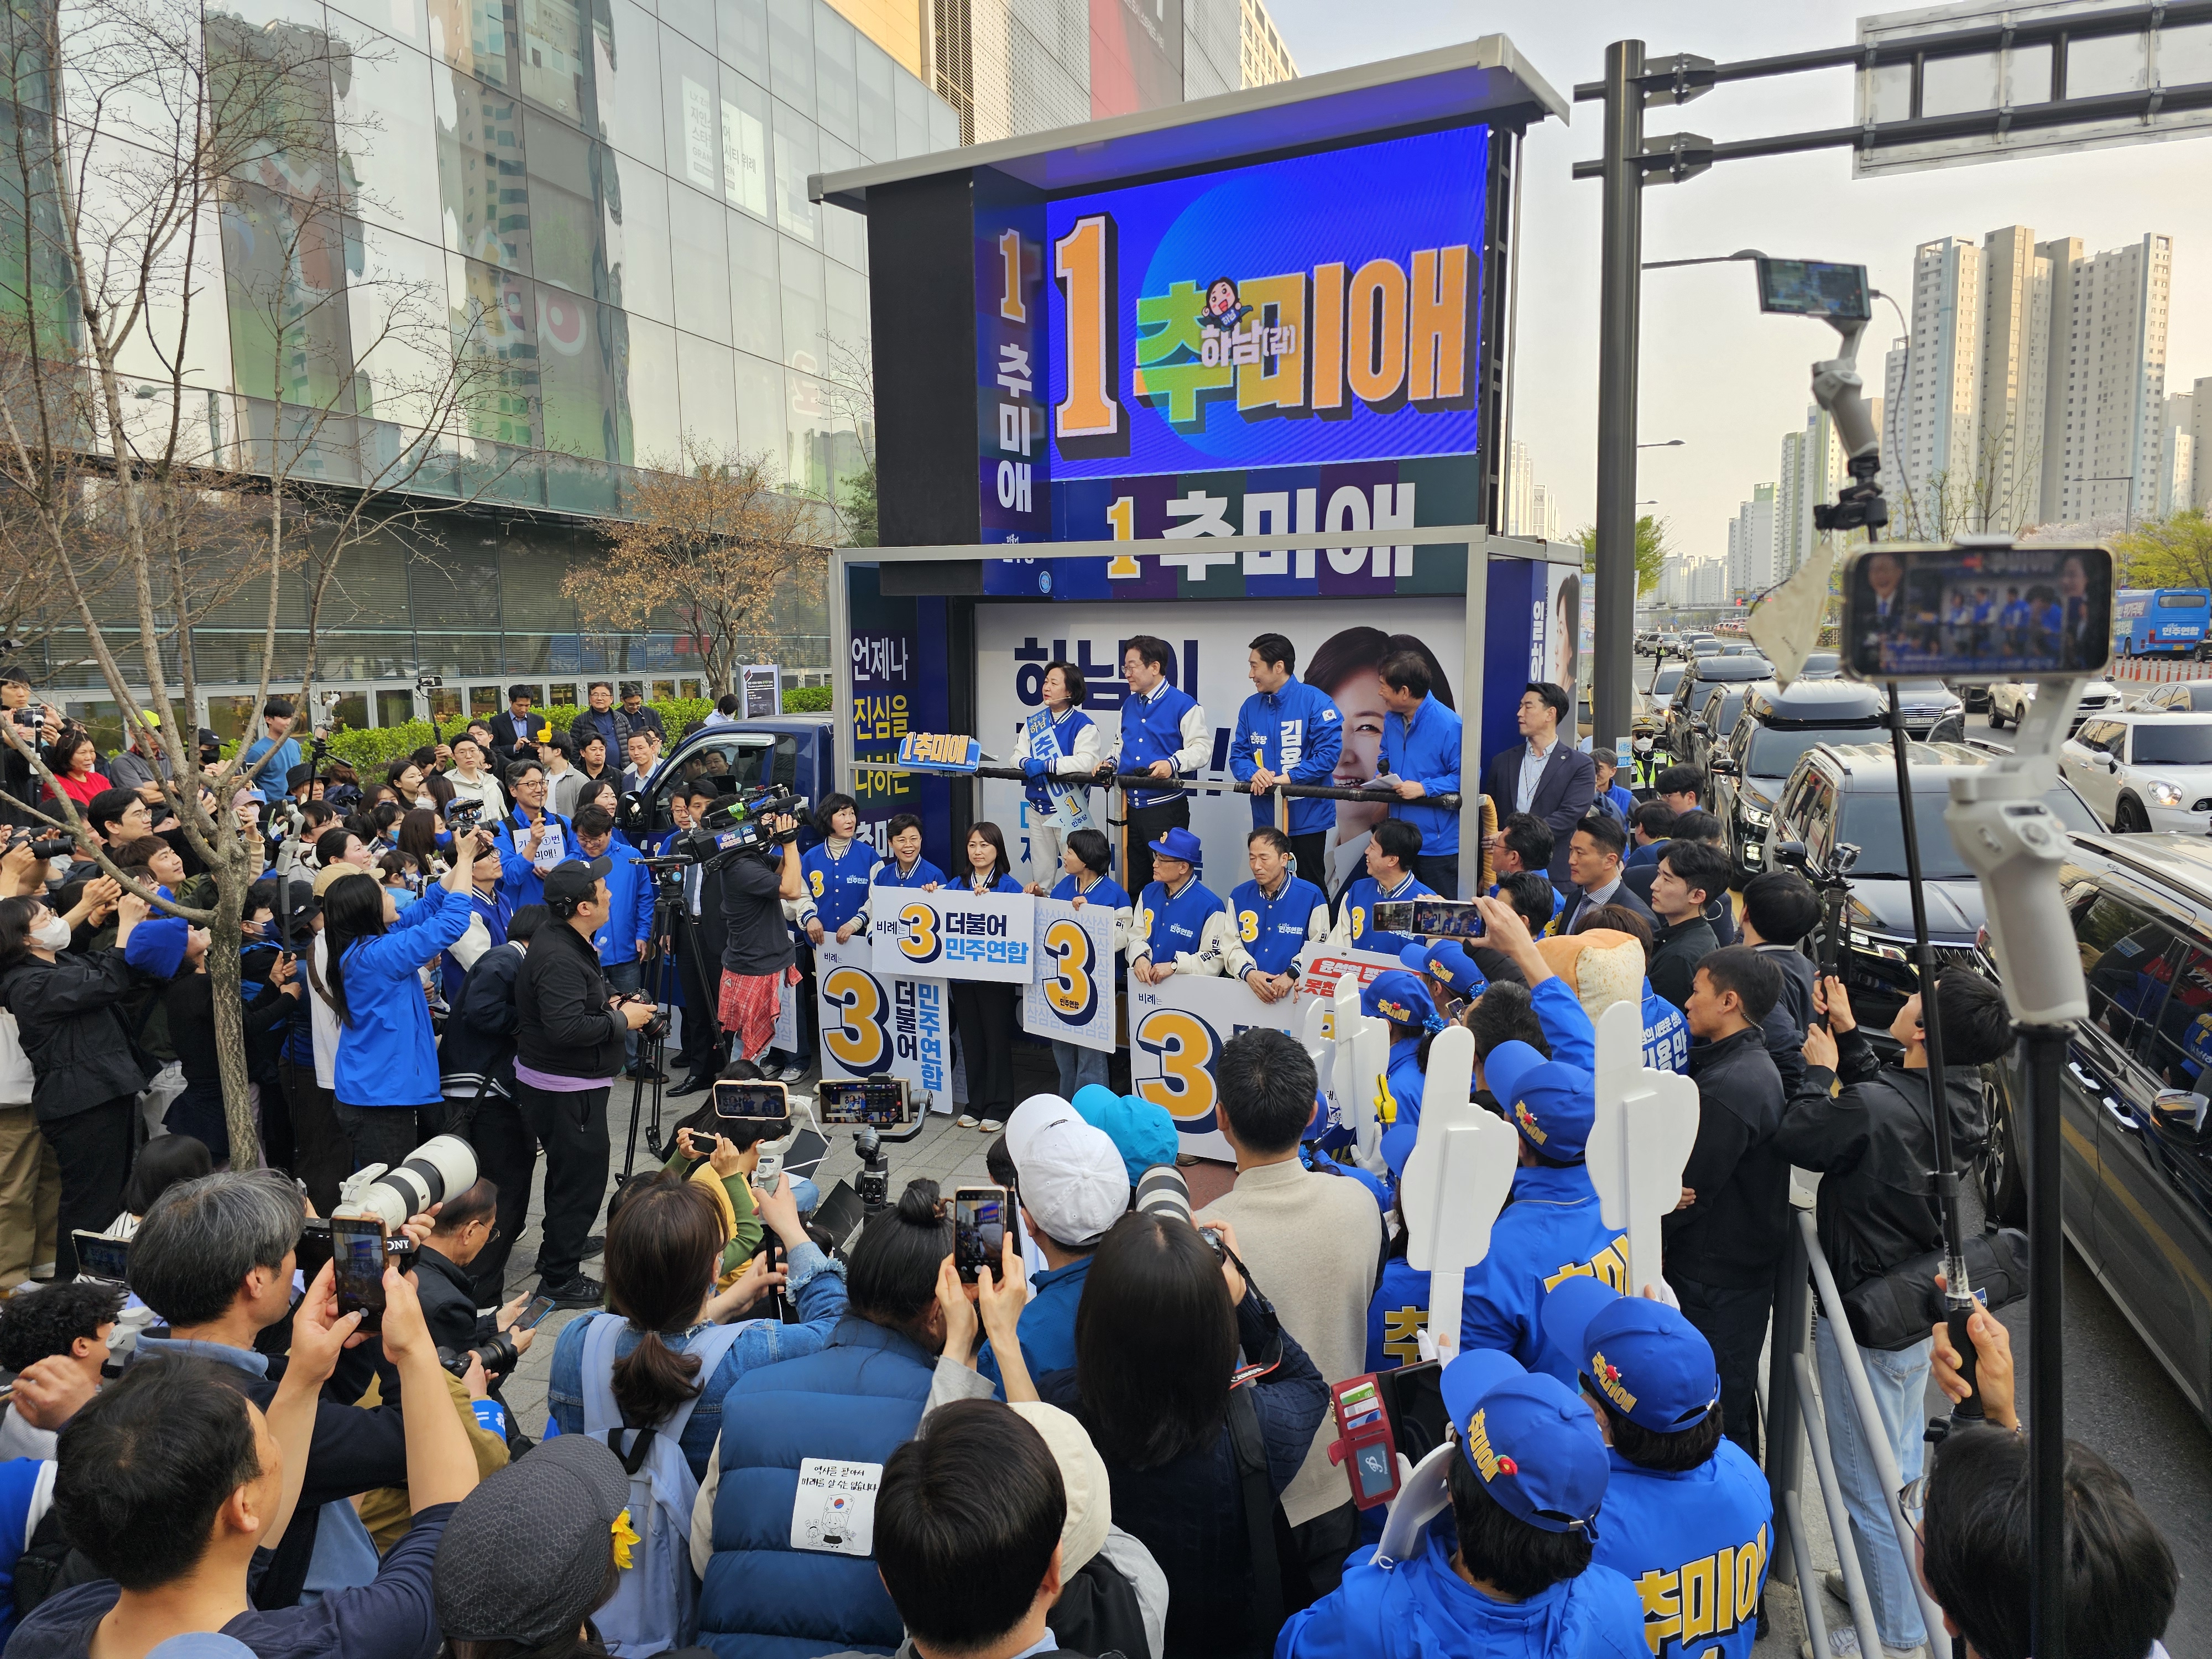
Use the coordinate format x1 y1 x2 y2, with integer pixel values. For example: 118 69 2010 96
674 784 808 871
446 797 486 838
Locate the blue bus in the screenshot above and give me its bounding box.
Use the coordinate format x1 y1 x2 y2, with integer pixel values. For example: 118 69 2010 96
2117 588 2212 658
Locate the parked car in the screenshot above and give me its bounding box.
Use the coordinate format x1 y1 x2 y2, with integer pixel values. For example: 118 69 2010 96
1680 681 1766 778
1978 831 2212 1428
1768 739 2099 1035
1986 677 2125 732
1688 638 1723 658
1708 680 1886 870
2132 679 2212 714
2059 712 2212 833
1884 679 1965 738
1796 651 1842 680
1661 655 1773 766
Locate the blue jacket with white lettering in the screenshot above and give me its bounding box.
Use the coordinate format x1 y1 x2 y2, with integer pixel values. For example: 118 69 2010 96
1590 1443 1772 1659
1337 872 1436 957
1231 676 1344 836
1279 1528 1646 1659
696 1315 935 1659
1133 874 1227 970
1380 692 1464 855
873 856 946 894
799 839 880 934
1643 981 1689 1073
1227 873 1329 979
1459 1162 1630 1390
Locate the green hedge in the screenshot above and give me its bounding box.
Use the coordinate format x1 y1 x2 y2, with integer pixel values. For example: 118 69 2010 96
782 685 831 712
290 690 825 769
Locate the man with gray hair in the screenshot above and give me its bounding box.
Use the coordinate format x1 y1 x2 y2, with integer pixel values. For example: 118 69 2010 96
124 1170 471 1608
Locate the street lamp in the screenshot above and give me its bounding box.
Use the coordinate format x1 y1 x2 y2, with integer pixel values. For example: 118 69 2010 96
2076 474 2137 531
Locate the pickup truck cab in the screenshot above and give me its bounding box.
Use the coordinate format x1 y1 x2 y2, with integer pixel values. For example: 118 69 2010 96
619 716 837 848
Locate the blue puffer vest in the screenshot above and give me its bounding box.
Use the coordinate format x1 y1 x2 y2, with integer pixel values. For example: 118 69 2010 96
696 1316 937 1659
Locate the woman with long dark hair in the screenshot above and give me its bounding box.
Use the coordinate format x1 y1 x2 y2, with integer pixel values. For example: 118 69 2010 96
546 1166 847 1479
948 821 1023 1133
398 808 448 878
41 730 107 810
0 884 155 1277
1037 1209 1327 1659
310 829 489 1168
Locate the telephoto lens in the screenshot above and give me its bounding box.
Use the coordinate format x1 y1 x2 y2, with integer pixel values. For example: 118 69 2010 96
1134 1164 1193 1227
333 1135 478 1232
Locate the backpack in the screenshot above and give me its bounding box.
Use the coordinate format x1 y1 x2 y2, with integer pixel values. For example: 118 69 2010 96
580 1314 747 1657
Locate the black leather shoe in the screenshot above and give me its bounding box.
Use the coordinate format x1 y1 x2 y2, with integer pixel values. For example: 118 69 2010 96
539 1274 603 1310
667 1073 712 1098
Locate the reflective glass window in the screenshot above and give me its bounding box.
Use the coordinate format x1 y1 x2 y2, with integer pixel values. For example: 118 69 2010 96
677 334 740 453
427 0 512 86
621 311 682 463
669 182 732 342
434 67 531 272
823 257 867 367
539 286 623 460
598 0 664 165
332 28 441 243
817 131 864 269
926 93 958 152
662 25 723 194
519 0 591 123
893 69 926 157
330 0 429 46
771 100 818 242
728 210 781 360
778 238 823 373
720 71 771 216
786 367 857 497
523 112 603 296
716 0 767 85
766 0 812 114
222 186 353 410
605 161 672 323
855 35 894 161
449 254 542 447
345 223 452 431
813 6 855 144
660 0 712 49
733 349 782 459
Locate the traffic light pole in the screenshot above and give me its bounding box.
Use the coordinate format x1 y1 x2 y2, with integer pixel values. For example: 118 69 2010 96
1590 39 1644 763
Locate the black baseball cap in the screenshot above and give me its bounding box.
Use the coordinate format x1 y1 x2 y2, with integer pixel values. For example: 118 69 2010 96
542 855 612 910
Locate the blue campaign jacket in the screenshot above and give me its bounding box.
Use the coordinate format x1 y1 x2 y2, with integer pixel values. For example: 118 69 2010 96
1135 873 1226 967
1365 1253 1433 1374
977 1253 1091 1395
800 839 880 933
1279 1528 1646 1659
494 806 575 910
873 855 947 895
1119 682 1201 810
1378 1035 1428 1179
1342 871 1435 957
1232 676 1344 837
332 884 474 1108
1644 981 1689 1072
1020 705 1098 818
697 1316 937 1659
1459 1161 1631 1390
1380 692 1464 856
589 841 658 967
1230 873 1328 978
1593 1444 1772 1659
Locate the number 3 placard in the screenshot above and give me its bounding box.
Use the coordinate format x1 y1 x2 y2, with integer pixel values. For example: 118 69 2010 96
1126 974 1304 1162
1020 898 1117 1054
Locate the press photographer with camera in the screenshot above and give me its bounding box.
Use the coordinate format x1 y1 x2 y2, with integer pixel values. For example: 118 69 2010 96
411 1178 538 1383
0 675 62 819
514 857 659 1308
440 905 545 1308
713 797 805 1068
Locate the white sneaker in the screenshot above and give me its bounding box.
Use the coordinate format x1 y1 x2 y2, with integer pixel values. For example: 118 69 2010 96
956 1114 980 1128
978 1118 1004 1133
1802 1625 1926 1659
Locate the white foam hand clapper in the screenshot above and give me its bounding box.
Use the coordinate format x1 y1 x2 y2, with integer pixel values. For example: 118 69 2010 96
1336 968 1390 1172
1400 1024 1519 1360
1584 1000 1701 1295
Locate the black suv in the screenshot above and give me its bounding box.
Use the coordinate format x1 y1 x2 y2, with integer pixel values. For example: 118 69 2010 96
1768 739 2099 1034
1709 680 1885 871
1978 832 2212 1428
1660 654 1772 769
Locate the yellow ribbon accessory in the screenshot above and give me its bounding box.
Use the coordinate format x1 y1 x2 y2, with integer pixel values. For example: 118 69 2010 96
611 1508 640 1569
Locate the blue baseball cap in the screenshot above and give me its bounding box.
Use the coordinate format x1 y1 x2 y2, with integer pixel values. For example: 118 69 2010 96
1485 1040 1595 1161
1540 1276 1720 1434
1360 969 1440 1031
1145 826 1204 865
1070 1084 1178 1182
1401 939 1485 1000
1438 1349 1610 1536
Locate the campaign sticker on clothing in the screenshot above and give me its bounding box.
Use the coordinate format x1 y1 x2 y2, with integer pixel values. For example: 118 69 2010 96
790 1458 882 1557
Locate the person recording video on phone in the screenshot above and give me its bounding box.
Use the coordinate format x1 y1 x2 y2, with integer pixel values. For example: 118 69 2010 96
514 857 660 1311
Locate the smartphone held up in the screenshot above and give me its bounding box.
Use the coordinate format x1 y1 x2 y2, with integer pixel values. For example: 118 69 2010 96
952 1186 1009 1284
1840 542 2113 682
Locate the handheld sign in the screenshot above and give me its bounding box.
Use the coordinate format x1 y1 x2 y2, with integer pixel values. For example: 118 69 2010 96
1584 1000 1701 1298
895 733 983 774
1399 1025 1519 1360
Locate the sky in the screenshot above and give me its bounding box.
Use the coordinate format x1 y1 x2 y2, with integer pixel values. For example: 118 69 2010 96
1259 0 2212 569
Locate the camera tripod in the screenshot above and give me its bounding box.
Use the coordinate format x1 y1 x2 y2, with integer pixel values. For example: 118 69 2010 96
617 870 691 1183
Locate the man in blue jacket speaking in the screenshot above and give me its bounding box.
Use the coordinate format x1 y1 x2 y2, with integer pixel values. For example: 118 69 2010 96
1377 649 1465 897
1231 632 1342 892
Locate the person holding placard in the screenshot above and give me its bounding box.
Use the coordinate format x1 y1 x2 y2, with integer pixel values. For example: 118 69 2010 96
1013 661 1102 890
799 794 880 948
1128 827 1227 985
1223 827 1329 1005
950 823 1026 1133
1327 818 1433 958
1046 828 1131 1097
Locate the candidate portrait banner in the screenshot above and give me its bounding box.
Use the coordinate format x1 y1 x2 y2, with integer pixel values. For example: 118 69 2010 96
1020 896 1118 1053
1127 973 1303 1161
815 938 954 1107
871 889 1037 985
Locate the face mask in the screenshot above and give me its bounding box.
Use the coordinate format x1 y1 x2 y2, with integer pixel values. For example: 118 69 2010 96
32 916 72 951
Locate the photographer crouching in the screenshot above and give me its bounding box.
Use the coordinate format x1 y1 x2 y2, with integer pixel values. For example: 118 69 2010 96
714 800 806 1069
514 858 659 1310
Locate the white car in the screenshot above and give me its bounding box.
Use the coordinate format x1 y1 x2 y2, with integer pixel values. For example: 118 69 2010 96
2059 711 2212 832
1986 677 2125 732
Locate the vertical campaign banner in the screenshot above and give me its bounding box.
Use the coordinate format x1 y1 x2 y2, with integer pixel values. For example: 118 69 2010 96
1021 897 1118 1053
977 185 1050 542
815 938 953 1106
891 977 952 1107
848 566 920 849
870 890 1037 984
1126 974 1303 1160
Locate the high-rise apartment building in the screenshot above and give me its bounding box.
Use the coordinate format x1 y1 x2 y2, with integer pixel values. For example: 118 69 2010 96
1530 482 1562 542
1976 225 2052 529
1506 440 1534 539
1886 236 1982 532
2194 377 2212 513
2044 233 2172 526
1727 484 1776 598
2163 392 2197 519
1240 0 1296 86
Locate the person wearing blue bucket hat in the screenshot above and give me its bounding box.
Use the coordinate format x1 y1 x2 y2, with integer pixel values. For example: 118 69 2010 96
1539 1277 1773 1659
1128 825 1228 985
1068 1083 1177 1183
1279 1347 1644 1658
1457 1040 1630 1390
1360 970 1447 1180
1401 937 1486 1013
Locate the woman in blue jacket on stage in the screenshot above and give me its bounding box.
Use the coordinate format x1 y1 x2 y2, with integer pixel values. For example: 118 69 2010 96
311 826 491 1169
950 821 1025 1132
